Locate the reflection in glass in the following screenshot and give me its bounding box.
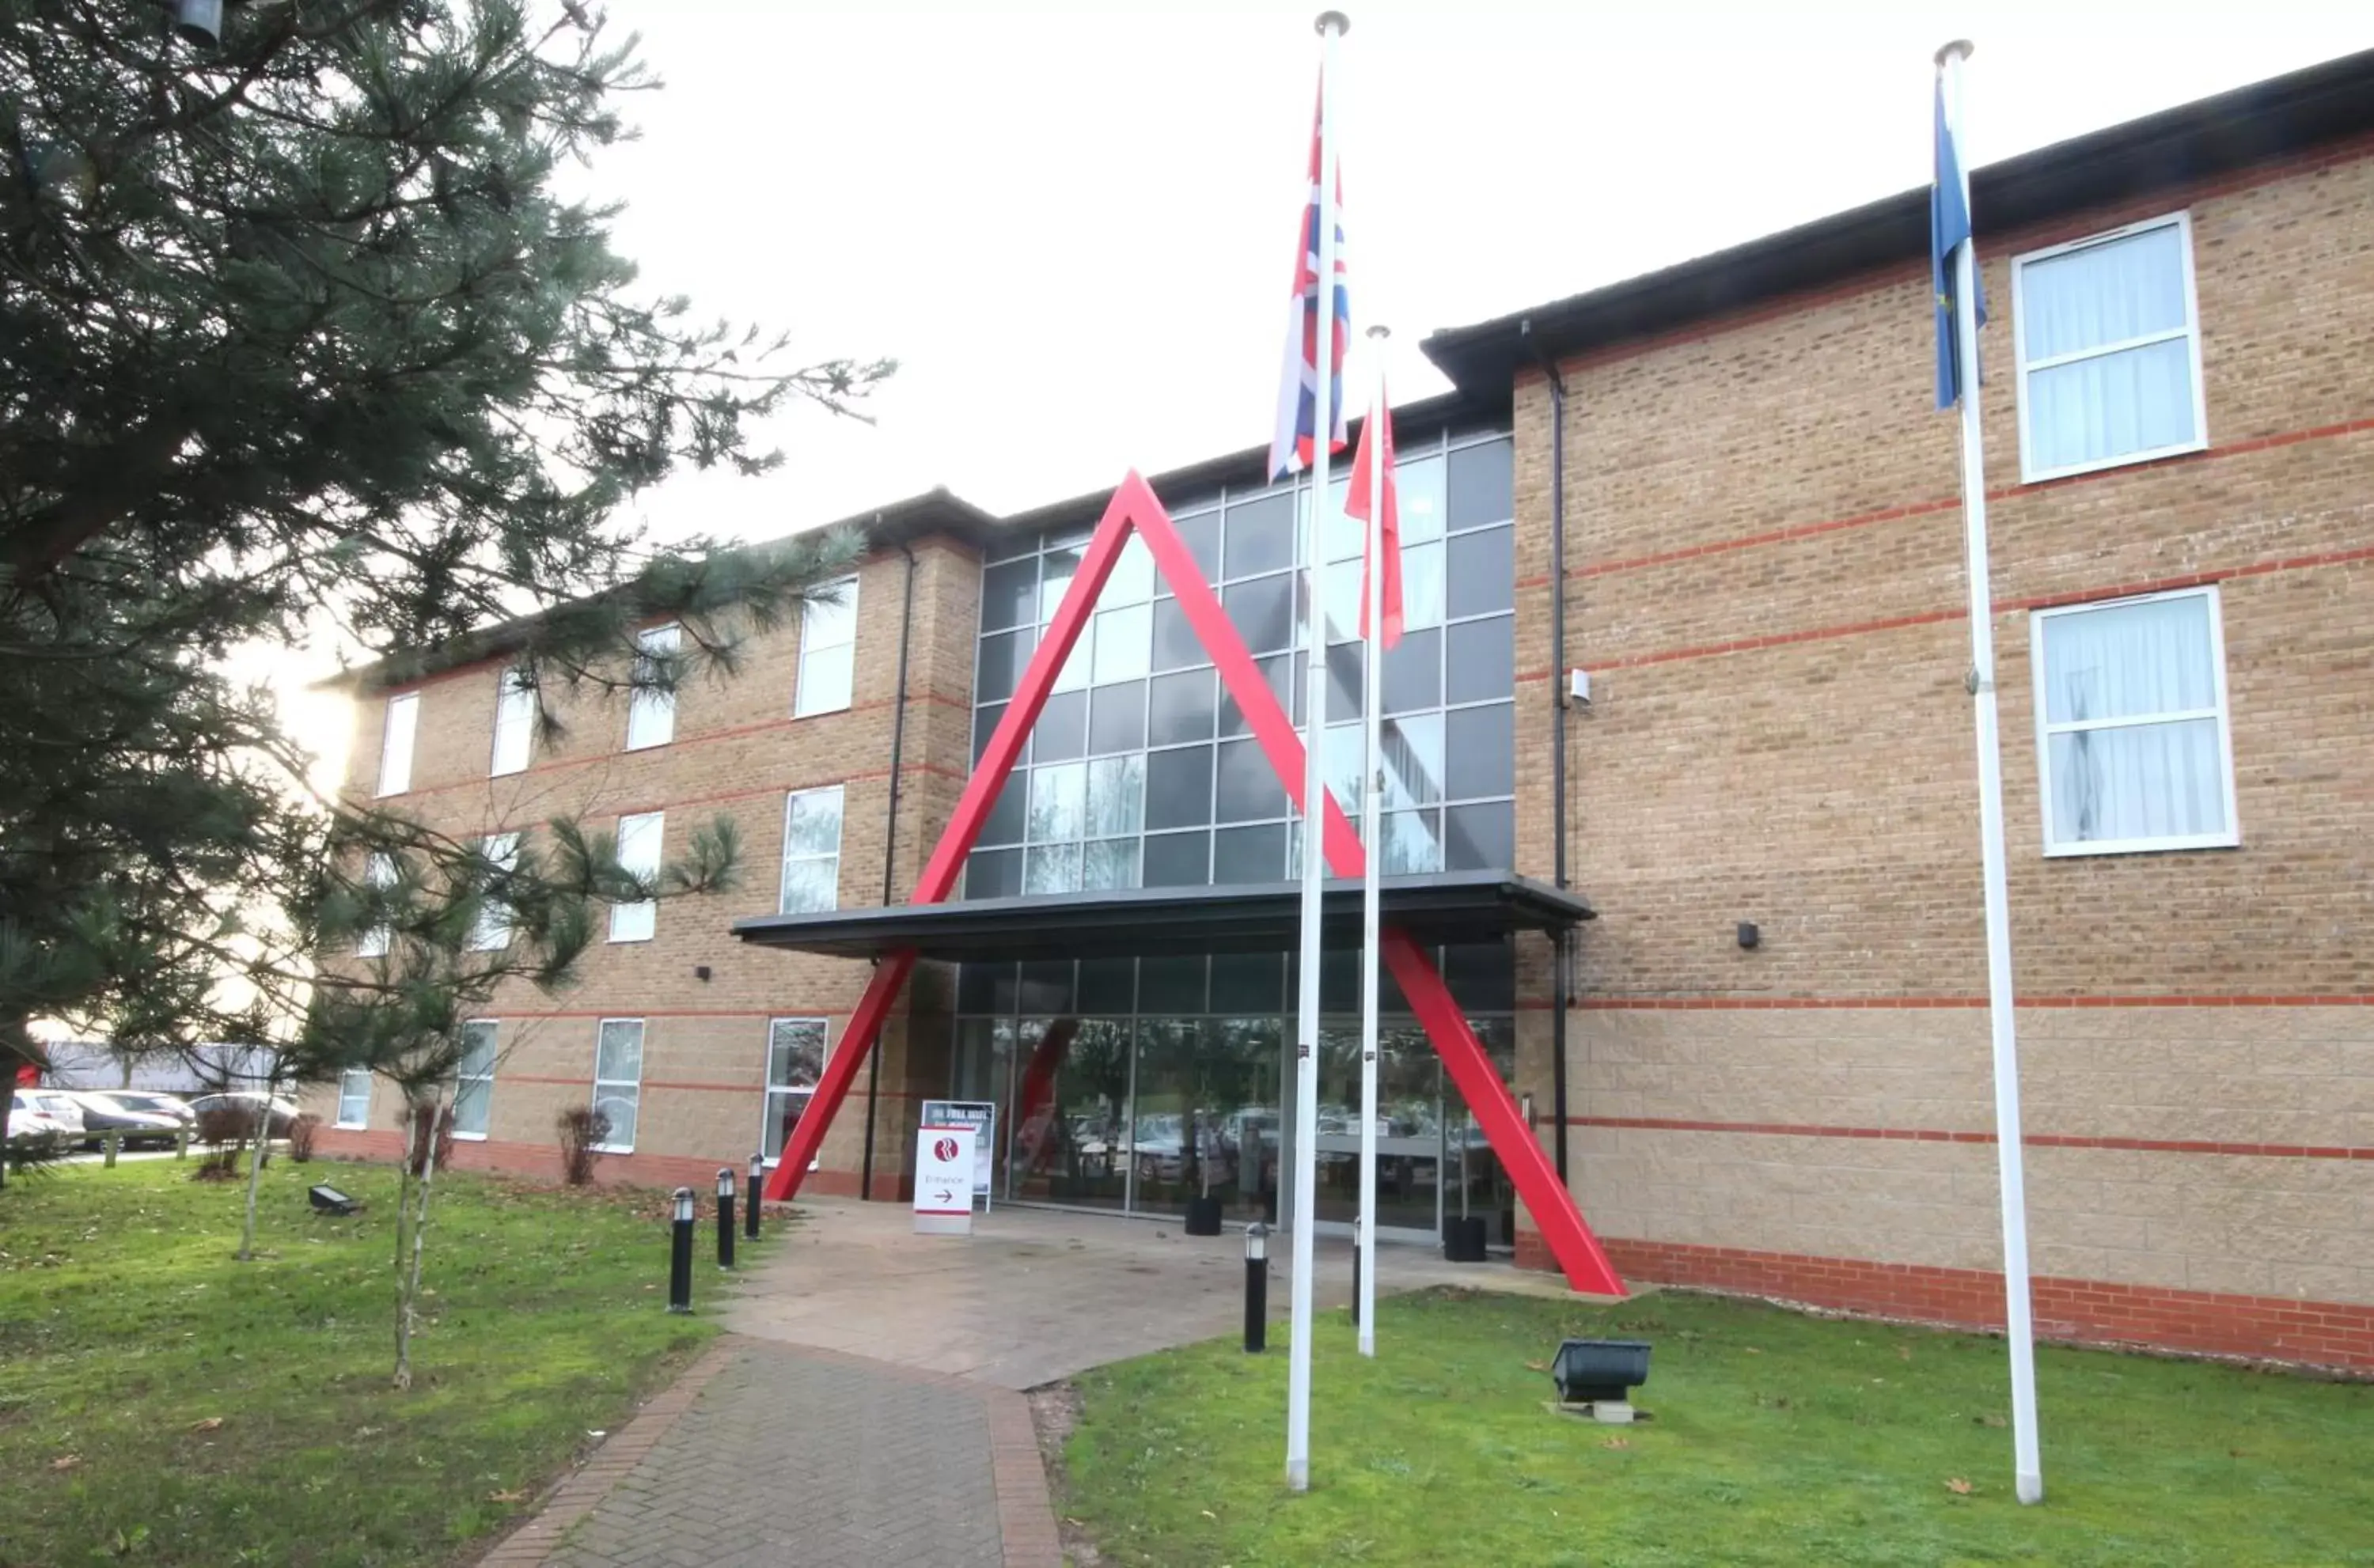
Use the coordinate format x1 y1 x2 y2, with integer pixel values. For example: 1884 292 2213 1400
1223 574 1295 655
1007 1017 1132 1210
1088 680 1147 756
1027 761 1085 843
1401 540 1446 631
1382 808 1443 873
1024 842 1081 894
1032 688 1086 762
1215 737 1288 823
1085 754 1145 838
1081 838 1140 891
1381 713 1445 808
1148 668 1215 745
1092 603 1151 684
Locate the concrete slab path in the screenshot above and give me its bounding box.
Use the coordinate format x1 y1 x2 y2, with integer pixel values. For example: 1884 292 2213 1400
487 1199 1586 1566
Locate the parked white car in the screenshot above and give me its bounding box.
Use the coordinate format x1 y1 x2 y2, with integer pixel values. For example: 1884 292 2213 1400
8 1090 79 1150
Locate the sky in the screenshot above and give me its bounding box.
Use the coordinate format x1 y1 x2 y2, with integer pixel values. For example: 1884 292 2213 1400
279 1 2371 771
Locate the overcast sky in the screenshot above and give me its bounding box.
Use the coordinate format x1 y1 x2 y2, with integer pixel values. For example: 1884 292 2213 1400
279 2 2368 767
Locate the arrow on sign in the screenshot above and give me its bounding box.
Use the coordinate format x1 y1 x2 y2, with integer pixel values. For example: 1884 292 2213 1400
934 1188 956 1206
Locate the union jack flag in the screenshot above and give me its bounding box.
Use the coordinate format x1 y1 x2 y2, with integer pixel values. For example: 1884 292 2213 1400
1269 82 1350 482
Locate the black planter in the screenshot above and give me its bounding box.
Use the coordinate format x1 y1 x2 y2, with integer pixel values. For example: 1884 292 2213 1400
1443 1215 1489 1263
1183 1195 1224 1236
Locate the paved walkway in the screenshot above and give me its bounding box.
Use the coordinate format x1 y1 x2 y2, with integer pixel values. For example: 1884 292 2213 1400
485 1199 1587 1566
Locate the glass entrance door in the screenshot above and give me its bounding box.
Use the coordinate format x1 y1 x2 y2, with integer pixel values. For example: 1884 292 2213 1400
1292 1018 1443 1239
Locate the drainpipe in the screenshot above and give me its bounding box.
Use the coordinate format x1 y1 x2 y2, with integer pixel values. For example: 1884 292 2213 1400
1523 318 1572 1185
859 540 920 1201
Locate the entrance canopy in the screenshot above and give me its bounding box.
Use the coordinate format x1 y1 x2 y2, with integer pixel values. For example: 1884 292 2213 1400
732 871 1591 965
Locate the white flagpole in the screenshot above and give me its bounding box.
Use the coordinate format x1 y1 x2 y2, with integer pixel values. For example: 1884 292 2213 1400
1938 38 2043 1506
1287 6 1348 1496
1356 324 1387 1358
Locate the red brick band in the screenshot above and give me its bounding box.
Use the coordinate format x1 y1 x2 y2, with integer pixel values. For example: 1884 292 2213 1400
1568 1114 2371 1162
1574 994 2373 1009
1510 1233 2374 1372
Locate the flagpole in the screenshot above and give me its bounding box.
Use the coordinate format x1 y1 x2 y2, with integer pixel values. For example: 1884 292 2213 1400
1938 38 2043 1506
1287 6 1348 1496
1356 324 1387 1358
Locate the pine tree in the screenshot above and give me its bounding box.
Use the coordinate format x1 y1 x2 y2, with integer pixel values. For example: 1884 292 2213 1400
0 0 887 1248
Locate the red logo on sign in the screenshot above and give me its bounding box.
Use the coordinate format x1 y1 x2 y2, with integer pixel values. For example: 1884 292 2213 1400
933 1137 959 1163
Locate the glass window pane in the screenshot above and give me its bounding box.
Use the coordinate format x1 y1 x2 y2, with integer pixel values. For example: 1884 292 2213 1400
1040 548 1081 620
1224 492 1296 578
1051 624 1092 693
1019 960 1075 1013
1031 688 1087 763
1223 574 1295 655
784 790 843 856
1447 615 1515 705
984 527 1035 562
2022 225 2188 361
1210 953 1283 1013
1086 754 1145 838
768 1019 828 1090
1088 680 1147 756
2042 595 2217 725
1382 628 1442 714
1148 668 1216 746
965 848 1022 900
1138 956 1208 1013
797 643 855 716
1081 839 1140 891
1027 761 1087 843
1324 641 1363 724
451 1078 489 1139
1447 438 1514 528
778 858 838 915
1397 455 1446 544
957 961 1016 1013
1444 801 1515 871
979 771 1026 847
593 1092 637 1151
980 559 1038 631
1174 511 1223 585
1144 745 1214 830
1381 712 1445 809
1092 603 1151 684
1446 704 1514 801
1382 809 1442 874
457 1021 499 1078
2026 339 2198 473
1401 540 1446 631
2046 718 2228 846
1319 549 1362 640
1213 823 1287 884
1447 525 1515 619
977 628 1034 705
1141 829 1212 887
1215 737 1288 823
1151 598 1206 673
973 702 1006 763
1321 723 1363 818
1104 535 1155 605
1079 956 1136 1013
1025 843 1083 894
595 1021 643 1082
1443 941 1517 1013
1220 653 1302 737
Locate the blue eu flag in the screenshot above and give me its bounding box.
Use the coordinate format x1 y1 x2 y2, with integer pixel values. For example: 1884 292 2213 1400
1931 78 1985 410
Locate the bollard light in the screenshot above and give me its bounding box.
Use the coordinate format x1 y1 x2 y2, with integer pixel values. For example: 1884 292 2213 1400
667 1186 696 1313
715 1167 737 1271
174 0 225 47
1550 1338 1652 1412
1242 1222 1269 1354
745 1153 763 1240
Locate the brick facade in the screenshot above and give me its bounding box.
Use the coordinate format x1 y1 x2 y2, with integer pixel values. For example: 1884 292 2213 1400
310 100 2372 1370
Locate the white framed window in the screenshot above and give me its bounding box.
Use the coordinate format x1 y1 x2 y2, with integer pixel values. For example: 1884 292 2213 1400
761 1017 829 1171
453 1020 497 1139
592 1018 643 1153
2031 585 2239 857
377 692 419 797
468 831 521 950
356 851 396 958
491 668 534 776
625 624 681 750
779 786 844 914
609 812 662 943
336 1068 372 1129
793 577 859 718
2012 211 2208 483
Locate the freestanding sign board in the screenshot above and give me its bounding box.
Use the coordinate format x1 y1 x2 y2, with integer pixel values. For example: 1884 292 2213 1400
912 1125 976 1236
920 1099 996 1206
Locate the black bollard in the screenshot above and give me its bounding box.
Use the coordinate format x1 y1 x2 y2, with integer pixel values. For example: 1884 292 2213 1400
667 1187 695 1313
745 1153 763 1240
1351 1239 1362 1328
715 1168 737 1270
1243 1222 1269 1354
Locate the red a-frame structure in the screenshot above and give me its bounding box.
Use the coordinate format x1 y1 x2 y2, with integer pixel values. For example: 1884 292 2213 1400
764 472 1625 1297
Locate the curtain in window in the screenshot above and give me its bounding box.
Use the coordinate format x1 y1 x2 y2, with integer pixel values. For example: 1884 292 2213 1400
2023 225 2196 472
2042 596 2227 846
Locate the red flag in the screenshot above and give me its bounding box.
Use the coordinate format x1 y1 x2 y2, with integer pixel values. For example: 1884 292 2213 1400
1345 388 1401 647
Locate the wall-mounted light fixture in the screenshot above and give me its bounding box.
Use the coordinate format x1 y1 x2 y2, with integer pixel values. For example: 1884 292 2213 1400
1736 922 1761 950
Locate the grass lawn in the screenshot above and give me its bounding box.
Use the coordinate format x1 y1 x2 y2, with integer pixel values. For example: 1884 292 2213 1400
1063 1288 2374 1567
0 1157 760 1567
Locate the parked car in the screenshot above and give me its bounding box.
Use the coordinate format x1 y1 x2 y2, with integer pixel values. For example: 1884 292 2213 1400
183 1093 302 1139
99 1091 195 1128
8 1091 77 1151
13 1089 86 1145
65 1092 186 1148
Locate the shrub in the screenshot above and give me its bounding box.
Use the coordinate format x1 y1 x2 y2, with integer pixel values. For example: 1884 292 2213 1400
403 1101 455 1176
286 1112 320 1163
556 1105 609 1187
190 1104 255 1179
